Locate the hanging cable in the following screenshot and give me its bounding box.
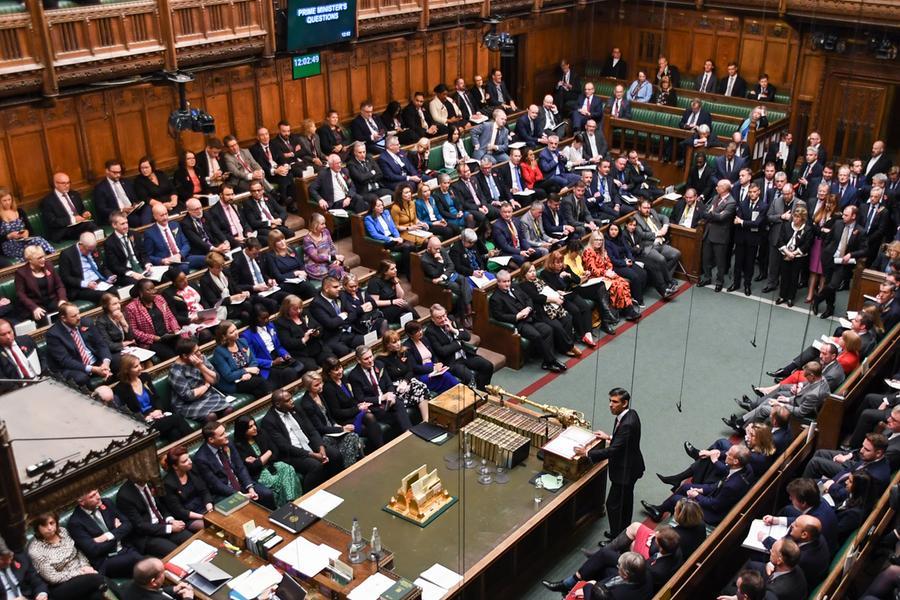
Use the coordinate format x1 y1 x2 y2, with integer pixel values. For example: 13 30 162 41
675 282 694 413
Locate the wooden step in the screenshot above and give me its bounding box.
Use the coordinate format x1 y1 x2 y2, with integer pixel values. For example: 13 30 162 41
477 347 507 372
286 214 306 231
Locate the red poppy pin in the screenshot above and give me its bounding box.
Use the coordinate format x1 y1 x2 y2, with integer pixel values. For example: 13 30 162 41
99 503 106 510
80 326 89 332
13 561 20 569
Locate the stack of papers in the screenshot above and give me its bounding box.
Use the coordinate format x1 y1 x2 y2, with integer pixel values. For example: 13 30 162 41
742 519 788 552
145 266 171 282
122 346 156 362
468 274 493 289
488 255 513 267
297 490 344 518
228 564 282 600
168 539 217 572
542 427 596 460
413 564 463 600
272 536 329 577
580 277 605 288
329 209 350 218
347 573 395 600
406 229 433 239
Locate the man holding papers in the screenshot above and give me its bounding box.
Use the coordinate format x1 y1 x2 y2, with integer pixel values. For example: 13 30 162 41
58 231 117 304
492 203 535 267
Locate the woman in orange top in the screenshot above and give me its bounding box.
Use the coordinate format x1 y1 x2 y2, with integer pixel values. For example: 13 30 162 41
390 183 430 246
581 231 641 321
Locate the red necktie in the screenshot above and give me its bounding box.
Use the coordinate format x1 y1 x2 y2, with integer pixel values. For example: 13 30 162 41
236 152 249 170
260 201 274 222
164 227 178 255
69 328 92 366
8 346 30 378
264 146 272 162
368 369 379 392
141 485 165 523
218 448 242 491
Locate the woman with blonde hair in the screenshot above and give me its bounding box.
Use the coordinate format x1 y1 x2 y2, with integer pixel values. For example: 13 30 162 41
0 188 54 262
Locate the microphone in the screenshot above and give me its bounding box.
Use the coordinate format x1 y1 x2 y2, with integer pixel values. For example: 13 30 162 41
675 400 683 413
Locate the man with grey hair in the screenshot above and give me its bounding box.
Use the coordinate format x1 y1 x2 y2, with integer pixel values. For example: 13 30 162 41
472 109 510 163
449 228 490 281
540 94 562 135
859 186 889 264
726 361 829 429
794 146 823 200
518 201 554 253
310 153 366 212
0 534 49 600
762 181 797 292
421 236 472 319
58 230 117 304
699 179 737 291
377 135 420 190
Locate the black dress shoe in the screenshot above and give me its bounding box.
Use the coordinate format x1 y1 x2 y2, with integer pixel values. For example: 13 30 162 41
600 324 616 335
766 369 787 379
555 361 568 372
715 284 723 292
683 441 700 460
722 414 744 433
602 530 614 539
541 580 570 593
754 274 766 282
820 307 834 319
727 283 740 292
735 396 753 411
812 299 821 316
761 285 776 293
751 385 764 398
774 297 784 305
641 500 663 522
744 286 752 296
697 279 711 287
786 299 794 307
657 472 683 486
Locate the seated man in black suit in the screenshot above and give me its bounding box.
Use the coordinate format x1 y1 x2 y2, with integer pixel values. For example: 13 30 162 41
489 270 567 373
670 188 706 228
749 73 777 102
0 534 48 600
642 444 753 526
750 514 828 590
242 181 292 245
59 231 117 304
425 303 493 390
192 420 275 508
249 127 295 210
348 345 414 438
310 154 367 213
717 62 748 98
40 172 98 242
401 92 442 139
94 159 149 227
308 276 364 357
230 238 282 312
600 47 627 79
120 558 195 600
350 101 387 154
0 318 41 393
115 476 192 558
182 199 231 258
207 184 254 249
105 211 152 287
45 302 112 388
66 489 143 578
260 389 342 490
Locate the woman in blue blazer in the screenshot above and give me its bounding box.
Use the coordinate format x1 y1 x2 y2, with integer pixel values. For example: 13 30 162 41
363 197 414 278
211 320 271 398
415 185 456 240
240 306 303 389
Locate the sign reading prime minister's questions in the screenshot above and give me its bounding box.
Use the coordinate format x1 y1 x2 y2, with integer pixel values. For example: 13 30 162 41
287 0 357 51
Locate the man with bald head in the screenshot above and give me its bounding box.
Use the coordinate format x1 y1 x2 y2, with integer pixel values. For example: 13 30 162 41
58 231 116 303
143 203 202 272
515 105 545 148
120 558 194 600
758 514 830 588
40 171 98 242
540 94 563 135
865 140 892 183
182 197 230 256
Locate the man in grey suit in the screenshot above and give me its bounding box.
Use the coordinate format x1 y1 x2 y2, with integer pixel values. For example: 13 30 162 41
725 361 830 429
632 199 681 295
471 109 510 163
222 135 273 193
518 201 555 255
699 179 737 291
762 182 798 293
743 343 845 414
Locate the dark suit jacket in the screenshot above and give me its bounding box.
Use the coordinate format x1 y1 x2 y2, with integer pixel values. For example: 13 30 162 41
143 223 191 265
93 178 141 226
582 130 609 160
424 321 476 364
192 441 255 499
822 221 868 266
0 335 39 392
701 194 737 243
448 239 487 276
679 107 713 130
648 551 681 592
182 214 227 255
586 409 645 484
58 245 112 295
515 114 543 147
452 178 488 214
350 115 386 153
734 197 769 243
14 263 67 316
6 552 48 599
473 171 511 204
46 319 111 376
105 231 149 280
65 500 133 569
714 155 747 183
692 466 753 525
308 293 350 340
309 167 360 205
230 251 275 293
249 142 285 178
242 196 289 234
572 95 605 123
261 406 324 460
601 57 628 79
347 363 395 405
115 480 173 553
347 157 386 195
377 151 419 190
865 155 892 183
717 75 748 97
670 199 706 228
694 71 717 93
750 83 778 101
270 134 303 167
400 102 436 138
767 568 807 600
489 285 539 329
40 190 88 242
765 142 799 175
207 202 252 247
485 80 514 108
492 218 529 255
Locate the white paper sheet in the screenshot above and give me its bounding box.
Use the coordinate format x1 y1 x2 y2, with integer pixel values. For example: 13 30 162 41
469 274 493 289
741 519 788 552
122 346 157 362
297 489 344 518
419 564 462 590
272 536 328 577
146 266 170 282
542 426 596 460
488 255 513 267
168 539 217 571
413 577 448 600
347 573 395 600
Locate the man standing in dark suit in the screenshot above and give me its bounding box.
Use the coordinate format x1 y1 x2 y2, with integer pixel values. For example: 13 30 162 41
242 181 292 245
485 69 516 113
814 205 868 319
600 47 628 79
115 477 191 558
105 211 152 286
717 62 748 98
45 302 111 388
575 387 644 539
66 489 143 577
58 232 116 304
192 421 275 508
347 346 414 436
571 82 604 132
714 144 748 184
0 534 48 600
794 147 824 201
864 140 891 183
765 132 798 175
0 318 40 393
859 187 890 264
93 160 148 227
249 127 295 210
489 270 566 373
260 389 342 490
730 182 768 295
700 180 737 290
40 172 98 242
120 558 194 600
554 59 579 110
350 101 387 154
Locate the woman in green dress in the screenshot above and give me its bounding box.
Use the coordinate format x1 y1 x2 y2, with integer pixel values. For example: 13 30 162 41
233 415 302 506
